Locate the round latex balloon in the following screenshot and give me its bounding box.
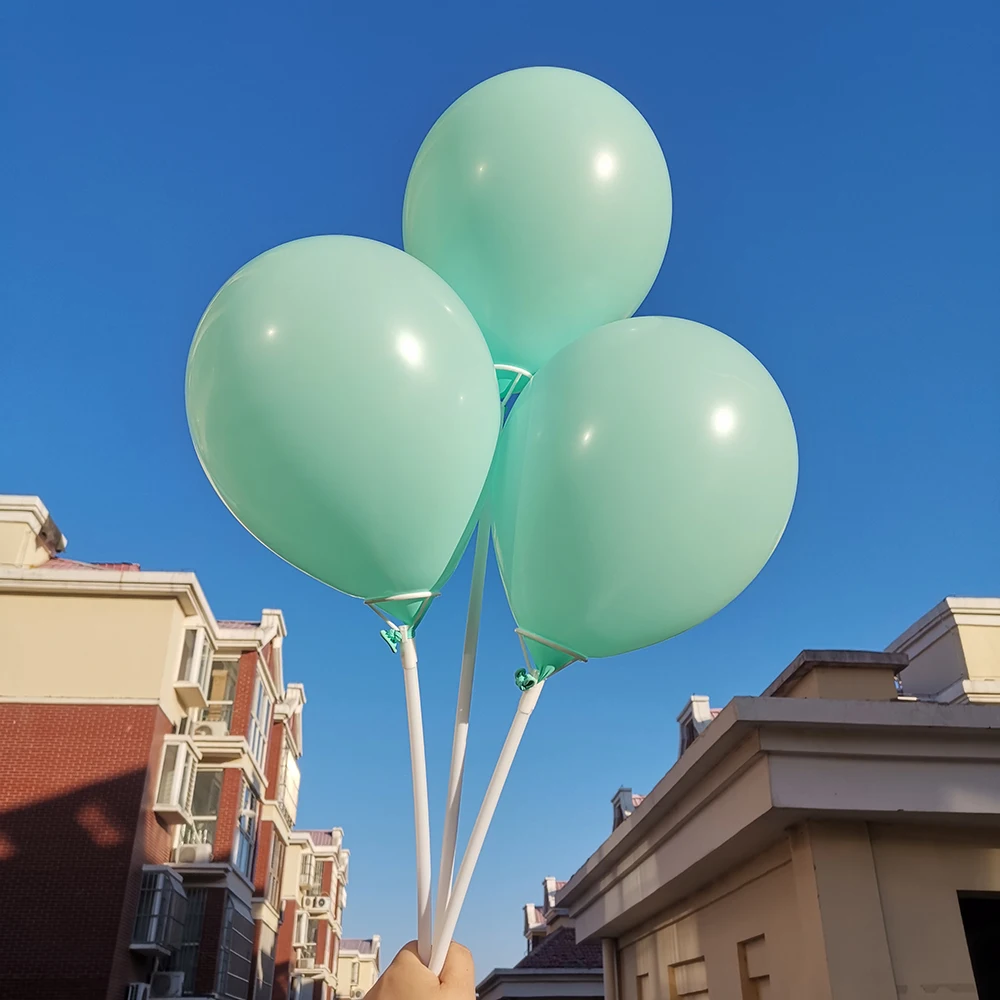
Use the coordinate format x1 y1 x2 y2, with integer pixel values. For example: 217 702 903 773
403 67 672 375
186 236 500 625
491 316 798 670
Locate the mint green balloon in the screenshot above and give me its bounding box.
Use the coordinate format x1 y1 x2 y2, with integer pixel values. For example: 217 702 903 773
403 67 672 375
491 317 798 670
186 236 500 625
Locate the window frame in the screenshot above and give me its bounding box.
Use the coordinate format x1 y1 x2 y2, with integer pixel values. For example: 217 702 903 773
177 627 214 698
154 737 199 824
200 657 240 732
277 742 300 827
131 866 186 952
233 777 259 880
216 893 254 1000
181 767 224 848
265 835 286 911
246 673 273 766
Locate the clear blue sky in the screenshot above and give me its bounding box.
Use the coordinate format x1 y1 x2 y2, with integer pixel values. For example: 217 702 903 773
2 0 997 980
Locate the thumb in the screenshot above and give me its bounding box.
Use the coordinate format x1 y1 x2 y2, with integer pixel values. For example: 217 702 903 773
438 942 475 995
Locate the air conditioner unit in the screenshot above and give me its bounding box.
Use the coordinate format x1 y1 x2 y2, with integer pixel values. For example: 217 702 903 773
352 990 364 999
173 842 212 864
192 719 228 737
304 895 331 909
126 984 151 1000
149 971 184 998
297 956 315 970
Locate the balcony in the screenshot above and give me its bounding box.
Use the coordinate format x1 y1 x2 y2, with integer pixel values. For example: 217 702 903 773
296 941 318 971
131 867 186 956
190 705 247 763
153 738 200 826
174 678 208 712
174 628 212 711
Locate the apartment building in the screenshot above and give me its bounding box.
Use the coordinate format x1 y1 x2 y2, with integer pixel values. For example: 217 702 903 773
334 939 381 999
272 829 351 1000
0 495 353 1000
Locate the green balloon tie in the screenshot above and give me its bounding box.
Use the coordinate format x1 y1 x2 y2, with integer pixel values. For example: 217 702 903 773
514 663 556 691
380 628 401 654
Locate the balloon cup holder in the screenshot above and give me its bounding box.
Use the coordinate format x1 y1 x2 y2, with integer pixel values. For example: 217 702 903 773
514 628 587 689
366 591 439 651
495 364 533 406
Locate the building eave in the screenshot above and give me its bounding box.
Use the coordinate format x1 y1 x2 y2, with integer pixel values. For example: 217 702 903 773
557 696 1000 926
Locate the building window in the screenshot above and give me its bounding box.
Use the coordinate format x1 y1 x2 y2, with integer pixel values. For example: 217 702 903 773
201 660 239 731
178 628 213 696
154 739 198 824
182 769 223 847
234 778 259 879
959 893 1000 1000
247 675 273 765
303 859 327 896
300 852 327 895
351 960 360 985
266 835 286 911
132 868 186 951
294 909 310 945
277 745 300 827
167 886 207 993
217 894 254 1000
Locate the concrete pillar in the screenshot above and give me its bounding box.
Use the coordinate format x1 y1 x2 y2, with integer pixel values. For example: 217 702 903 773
602 938 620 1000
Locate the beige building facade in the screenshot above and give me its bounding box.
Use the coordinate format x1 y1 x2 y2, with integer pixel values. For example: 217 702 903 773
559 599 1000 1000
334 938 381 998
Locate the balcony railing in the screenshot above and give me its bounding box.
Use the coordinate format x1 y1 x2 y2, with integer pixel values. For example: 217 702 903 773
296 941 318 970
201 702 234 728
275 780 295 829
180 820 216 847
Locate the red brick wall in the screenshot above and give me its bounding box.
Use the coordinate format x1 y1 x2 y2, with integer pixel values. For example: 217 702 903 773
0 703 172 1000
255 820 274 897
264 718 284 799
108 706 175 998
230 649 259 739
272 899 297 1000
214 767 244 865
317 919 331 971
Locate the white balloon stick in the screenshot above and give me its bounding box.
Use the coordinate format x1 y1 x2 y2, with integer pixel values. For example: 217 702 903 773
399 627 433 965
435 518 491 932
429 680 544 977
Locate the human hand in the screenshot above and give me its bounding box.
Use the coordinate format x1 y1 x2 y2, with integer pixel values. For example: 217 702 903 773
366 942 475 1000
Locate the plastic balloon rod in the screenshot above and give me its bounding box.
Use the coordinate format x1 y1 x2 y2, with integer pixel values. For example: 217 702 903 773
429 680 544 977
434 517 491 931
400 627 434 965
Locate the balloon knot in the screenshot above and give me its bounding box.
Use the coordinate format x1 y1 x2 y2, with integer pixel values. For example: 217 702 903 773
514 663 556 691
380 628 401 654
